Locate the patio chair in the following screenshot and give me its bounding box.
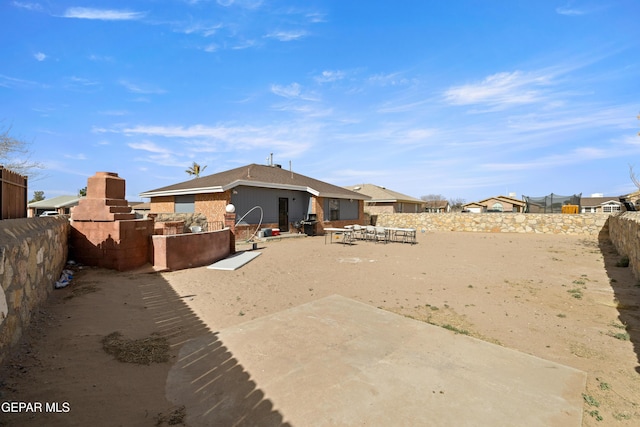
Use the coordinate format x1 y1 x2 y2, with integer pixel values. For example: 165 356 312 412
352 224 364 240
364 225 376 241
374 226 387 243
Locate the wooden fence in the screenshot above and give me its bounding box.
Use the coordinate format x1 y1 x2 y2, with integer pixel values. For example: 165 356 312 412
0 166 27 219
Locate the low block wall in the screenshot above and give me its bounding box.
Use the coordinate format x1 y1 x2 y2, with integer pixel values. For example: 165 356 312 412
152 228 231 271
0 216 69 365
608 212 640 279
375 212 610 236
70 219 154 271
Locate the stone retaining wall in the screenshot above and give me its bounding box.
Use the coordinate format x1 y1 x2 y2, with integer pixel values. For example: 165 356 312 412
0 216 69 365
608 212 640 279
375 212 610 236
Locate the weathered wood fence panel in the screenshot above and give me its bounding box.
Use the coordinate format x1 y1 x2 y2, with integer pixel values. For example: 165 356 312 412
0 166 27 219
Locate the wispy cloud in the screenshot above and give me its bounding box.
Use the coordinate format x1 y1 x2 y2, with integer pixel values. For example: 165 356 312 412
368 72 412 87
119 80 166 95
128 140 174 154
306 12 327 23
315 70 346 83
0 74 45 89
88 54 114 62
12 1 43 12
34 52 47 61
64 153 87 160
555 1 607 16
62 8 146 21
271 82 301 98
556 6 587 16
443 71 551 108
120 122 315 161
264 29 307 41
178 22 223 37
270 82 319 102
216 0 264 9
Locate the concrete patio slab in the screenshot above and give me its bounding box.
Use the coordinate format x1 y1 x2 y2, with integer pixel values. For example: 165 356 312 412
167 295 586 426
207 250 261 271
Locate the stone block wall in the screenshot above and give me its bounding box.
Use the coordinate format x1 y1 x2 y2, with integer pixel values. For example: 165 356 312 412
0 216 69 365
375 212 610 236
152 212 210 232
608 212 640 279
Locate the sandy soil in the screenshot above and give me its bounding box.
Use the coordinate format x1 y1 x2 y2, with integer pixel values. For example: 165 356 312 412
1 231 639 426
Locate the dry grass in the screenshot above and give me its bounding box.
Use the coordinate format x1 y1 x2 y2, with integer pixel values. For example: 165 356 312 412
101 332 170 365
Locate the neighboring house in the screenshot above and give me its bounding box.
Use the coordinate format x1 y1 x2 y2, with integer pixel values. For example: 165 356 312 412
129 201 151 218
423 200 451 213
463 195 526 213
622 190 640 210
343 184 423 214
580 196 623 214
140 163 370 234
27 195 81 217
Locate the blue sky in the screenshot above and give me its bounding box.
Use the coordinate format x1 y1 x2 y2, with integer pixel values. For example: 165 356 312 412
2 0 639 203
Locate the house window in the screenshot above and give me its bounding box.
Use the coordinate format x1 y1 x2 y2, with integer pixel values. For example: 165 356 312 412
329 198 340 221
491 202 504 212
603 204 620 213
175 195 195 213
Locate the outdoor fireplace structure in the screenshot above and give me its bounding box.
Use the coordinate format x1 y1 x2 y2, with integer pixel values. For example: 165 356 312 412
70 172 154 271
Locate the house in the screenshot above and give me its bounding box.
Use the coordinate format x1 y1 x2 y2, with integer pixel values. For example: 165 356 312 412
27 195 81 217
463 195 526 213
129 201 151 218
580 195 623 214
140 163 370 235
343 184 423 214
423 199 451 213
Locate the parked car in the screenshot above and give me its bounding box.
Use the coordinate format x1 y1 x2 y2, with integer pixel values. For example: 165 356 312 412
39 211 59 217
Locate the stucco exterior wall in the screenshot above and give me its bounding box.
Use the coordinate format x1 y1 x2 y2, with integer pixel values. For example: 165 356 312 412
0 217 69 365
151 228 231 271
365 204 395 215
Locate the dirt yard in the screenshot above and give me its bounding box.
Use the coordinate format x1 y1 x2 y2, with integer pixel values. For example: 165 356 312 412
1 231 639 426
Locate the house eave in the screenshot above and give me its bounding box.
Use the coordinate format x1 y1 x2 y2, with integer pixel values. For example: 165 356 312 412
140 186 225 198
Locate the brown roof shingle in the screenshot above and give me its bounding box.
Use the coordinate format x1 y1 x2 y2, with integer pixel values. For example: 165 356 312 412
140 164 369 200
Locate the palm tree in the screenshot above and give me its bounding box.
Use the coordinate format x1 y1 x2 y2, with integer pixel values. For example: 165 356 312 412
186 162 207 178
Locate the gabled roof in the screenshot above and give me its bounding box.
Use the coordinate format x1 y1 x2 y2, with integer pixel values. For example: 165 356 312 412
471 195 526 207
580 196 622 207
424 200 449 209
28 195 82 209
140 164 369 200
343 184 422 204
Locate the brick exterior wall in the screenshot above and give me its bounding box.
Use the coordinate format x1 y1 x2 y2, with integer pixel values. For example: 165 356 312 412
150 196 174 213
196 192 231 224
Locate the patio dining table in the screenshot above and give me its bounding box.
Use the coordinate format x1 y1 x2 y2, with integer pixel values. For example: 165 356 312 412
384 227 417 244
324 228 354 245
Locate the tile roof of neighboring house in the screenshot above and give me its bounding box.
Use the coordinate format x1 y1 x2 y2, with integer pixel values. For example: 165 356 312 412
343 184 422 203
580 196 622 207
28 195 82 209
140 164 369 200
